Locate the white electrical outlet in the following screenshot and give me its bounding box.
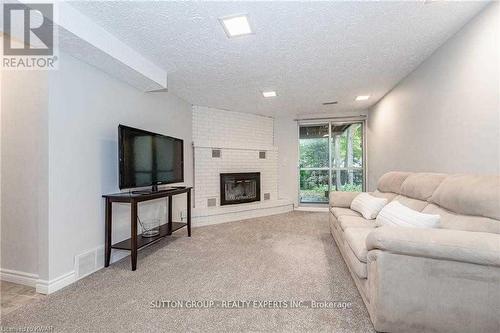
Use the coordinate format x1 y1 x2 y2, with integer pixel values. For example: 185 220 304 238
180 210 187 221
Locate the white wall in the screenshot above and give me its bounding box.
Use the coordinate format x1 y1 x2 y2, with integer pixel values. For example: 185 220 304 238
367 3 500 190
274 116 299 206
44 53 193 280
1 37 49 279
1 49 193 286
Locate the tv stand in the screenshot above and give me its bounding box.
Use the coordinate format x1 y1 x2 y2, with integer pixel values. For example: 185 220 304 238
102 187 192 271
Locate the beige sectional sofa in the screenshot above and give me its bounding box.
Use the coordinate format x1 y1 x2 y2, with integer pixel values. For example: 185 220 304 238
329 172 500 333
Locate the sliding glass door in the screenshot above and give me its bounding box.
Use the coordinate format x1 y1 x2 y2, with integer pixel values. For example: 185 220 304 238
299 121 365 204
331 122 364 192
299 124 330 203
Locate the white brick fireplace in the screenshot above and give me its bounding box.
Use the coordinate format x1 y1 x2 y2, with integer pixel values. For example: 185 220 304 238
192 106 293 226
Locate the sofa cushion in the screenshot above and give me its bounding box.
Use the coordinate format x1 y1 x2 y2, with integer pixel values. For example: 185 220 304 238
329 191 360 208
330 218 342 243
423 204 500 234
344 243 368 279
344 227 373 263
330 213 342 234
392 195 428 212
330 207 361 219
430 174 500 221
400 173 447 201
377 171 412 194
339 215 376 231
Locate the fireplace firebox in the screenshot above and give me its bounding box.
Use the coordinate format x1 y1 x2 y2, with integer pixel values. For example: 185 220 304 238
220 172 261 205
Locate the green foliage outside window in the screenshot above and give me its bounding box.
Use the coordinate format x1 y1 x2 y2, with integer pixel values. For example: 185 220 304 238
299 123 364 202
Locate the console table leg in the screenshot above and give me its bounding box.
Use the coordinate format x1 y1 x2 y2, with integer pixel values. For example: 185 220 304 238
104 199 112 267
131 200 138 271
168 196 173 235
187 189 191 237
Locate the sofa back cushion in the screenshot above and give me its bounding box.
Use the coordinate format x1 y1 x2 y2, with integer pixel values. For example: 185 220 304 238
391 195 428 212
374 172 500 234
400 173 447 201
430 175 500 221
423 204 500 234
371 190 398 202
377 171 411 194
374 172 442 212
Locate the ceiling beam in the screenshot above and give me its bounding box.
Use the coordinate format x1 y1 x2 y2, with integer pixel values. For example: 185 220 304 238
6 1 167 92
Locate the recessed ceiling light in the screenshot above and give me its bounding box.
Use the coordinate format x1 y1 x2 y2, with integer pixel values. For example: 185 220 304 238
355 95 370 101
262 91 277 98
220 15 252 38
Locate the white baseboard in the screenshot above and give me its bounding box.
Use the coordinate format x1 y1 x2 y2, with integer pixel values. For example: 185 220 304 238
34 246 130 295
36 271 76 294
1 267 76 294
0 268 39 287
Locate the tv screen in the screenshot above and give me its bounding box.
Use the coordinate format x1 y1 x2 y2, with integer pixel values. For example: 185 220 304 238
119 125 184 189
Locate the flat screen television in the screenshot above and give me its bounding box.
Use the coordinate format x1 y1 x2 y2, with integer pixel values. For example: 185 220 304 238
118 125 184 190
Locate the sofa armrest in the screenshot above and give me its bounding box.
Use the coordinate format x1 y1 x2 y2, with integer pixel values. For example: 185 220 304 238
366 226 500 267
329 191 360 208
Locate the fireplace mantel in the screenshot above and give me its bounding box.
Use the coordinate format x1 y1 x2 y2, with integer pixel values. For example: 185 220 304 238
193 141 277 152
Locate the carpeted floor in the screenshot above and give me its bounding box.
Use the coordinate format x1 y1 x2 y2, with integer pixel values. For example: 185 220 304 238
1 211 374 332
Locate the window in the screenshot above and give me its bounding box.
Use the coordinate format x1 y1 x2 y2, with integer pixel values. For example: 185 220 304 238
299 121 365 204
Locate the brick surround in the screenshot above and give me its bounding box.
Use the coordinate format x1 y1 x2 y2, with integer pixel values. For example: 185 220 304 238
192 106 279 209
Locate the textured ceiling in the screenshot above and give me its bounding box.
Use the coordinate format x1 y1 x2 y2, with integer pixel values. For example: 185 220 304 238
70 1 488 117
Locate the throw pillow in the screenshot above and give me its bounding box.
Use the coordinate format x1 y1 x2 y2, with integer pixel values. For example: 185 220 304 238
376 201 440 228
350 193 388 220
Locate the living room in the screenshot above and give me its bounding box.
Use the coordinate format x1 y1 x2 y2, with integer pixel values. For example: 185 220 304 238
1 1 498 332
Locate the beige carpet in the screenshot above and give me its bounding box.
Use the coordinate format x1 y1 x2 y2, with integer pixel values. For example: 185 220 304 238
1 211 374 332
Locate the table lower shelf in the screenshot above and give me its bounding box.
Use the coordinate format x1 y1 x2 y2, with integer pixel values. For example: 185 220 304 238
111 222 186 251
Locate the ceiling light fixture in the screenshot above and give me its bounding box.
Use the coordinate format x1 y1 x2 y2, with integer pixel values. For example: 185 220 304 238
220 15 252 38
355 95 370 101
262 91 277 98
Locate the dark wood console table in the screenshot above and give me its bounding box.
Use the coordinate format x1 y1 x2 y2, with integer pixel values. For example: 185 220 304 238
102 187 192 271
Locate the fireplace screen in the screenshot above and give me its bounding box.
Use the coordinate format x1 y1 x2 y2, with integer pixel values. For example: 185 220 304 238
220 172 261 205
